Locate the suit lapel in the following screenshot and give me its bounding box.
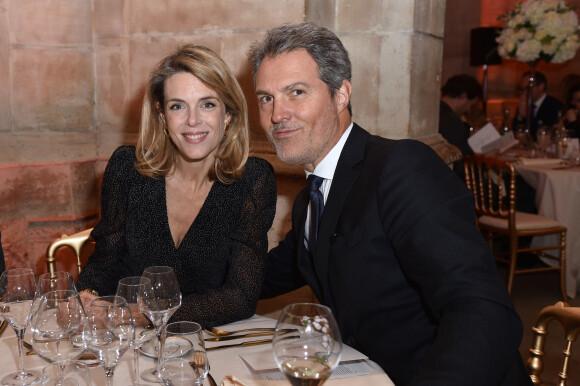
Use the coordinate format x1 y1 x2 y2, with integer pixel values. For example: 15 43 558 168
313 125 369 302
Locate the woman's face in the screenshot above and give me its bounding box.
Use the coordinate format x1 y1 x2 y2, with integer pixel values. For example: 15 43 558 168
160 72 229 166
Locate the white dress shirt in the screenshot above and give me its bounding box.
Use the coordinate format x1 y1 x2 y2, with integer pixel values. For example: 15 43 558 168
304 123 353 248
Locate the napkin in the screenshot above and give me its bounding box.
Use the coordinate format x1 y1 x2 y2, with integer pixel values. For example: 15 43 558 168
221 373 394 386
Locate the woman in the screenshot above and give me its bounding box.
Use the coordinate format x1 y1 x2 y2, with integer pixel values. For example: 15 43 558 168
76 45 277 327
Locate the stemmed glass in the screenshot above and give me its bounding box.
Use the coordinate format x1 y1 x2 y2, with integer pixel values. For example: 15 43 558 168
158 321 208 386
137 266 182 383
31 272 78 325
116 276 156 385
0 268 41 385
272 303 342 386
31 290 85 386
83 296 135 386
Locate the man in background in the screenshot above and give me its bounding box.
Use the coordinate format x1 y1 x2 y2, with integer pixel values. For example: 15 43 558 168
248 22 531 386
513 71 563 139
438 74 482 178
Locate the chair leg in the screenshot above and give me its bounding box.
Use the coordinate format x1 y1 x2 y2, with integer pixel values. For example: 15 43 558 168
560 230 567 302
506 237 518 294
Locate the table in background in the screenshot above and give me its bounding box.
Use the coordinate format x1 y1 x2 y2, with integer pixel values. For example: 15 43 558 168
0 315 393 385
512 160 580 299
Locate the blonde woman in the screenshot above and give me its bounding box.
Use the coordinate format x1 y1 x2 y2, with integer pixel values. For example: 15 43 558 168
77 45 276 327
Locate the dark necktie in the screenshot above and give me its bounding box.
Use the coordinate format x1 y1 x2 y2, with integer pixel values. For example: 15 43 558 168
307 174 324 250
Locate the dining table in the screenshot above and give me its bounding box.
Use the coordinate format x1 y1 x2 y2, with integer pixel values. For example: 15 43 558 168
503 154 580 299
0 315 394 385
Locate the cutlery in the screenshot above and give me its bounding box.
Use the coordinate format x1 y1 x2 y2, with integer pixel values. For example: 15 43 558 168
206 338 273 351
0 320 7 338
205 331 274 342
204 326 275 336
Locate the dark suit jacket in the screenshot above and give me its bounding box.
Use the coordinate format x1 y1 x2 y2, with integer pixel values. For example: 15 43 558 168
513 94 563 139
262 124 532 386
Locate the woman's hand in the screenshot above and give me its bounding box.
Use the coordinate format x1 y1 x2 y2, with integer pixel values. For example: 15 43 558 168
79 290 98 311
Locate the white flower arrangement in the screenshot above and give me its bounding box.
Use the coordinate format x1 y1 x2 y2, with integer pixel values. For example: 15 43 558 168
496 0 580 64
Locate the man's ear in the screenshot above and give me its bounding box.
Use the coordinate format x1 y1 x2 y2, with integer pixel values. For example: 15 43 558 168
335 79 352 114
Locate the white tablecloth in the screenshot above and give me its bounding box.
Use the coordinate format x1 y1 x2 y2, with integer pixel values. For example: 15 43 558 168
515 162 580 298
0 315 393 385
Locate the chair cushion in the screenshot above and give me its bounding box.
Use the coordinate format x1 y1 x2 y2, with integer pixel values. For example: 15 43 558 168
479 212 562 230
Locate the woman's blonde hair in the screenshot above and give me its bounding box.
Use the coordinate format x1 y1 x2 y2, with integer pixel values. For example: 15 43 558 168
135 45 249 183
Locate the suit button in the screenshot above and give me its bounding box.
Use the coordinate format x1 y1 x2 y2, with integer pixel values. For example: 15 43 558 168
346 337 358 347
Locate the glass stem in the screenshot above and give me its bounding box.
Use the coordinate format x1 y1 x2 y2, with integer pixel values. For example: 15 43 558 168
15 328 26 374
156 326 164 377
133 347 140 385
104 367 115 386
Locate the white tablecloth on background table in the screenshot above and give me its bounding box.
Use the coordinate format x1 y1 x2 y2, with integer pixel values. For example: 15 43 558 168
0 315 393 385
515 162 580 298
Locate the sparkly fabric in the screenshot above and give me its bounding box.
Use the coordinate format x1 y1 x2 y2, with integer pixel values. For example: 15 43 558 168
76 146 277 327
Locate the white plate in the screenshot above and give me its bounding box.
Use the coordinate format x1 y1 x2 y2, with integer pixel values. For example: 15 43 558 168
139 336 193 359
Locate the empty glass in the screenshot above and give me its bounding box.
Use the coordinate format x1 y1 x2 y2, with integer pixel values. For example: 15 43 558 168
0 268 41 385
159 322 208 386
41 360 91 386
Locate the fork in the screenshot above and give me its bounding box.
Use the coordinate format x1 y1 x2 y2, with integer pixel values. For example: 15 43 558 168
204 326 275 336
190 351 217 386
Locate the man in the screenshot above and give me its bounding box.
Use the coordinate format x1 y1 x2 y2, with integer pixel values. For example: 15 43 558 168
248 22 532 386
513 71 563 139
439 74 482 178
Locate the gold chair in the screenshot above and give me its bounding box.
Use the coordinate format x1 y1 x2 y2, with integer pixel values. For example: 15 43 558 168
45 228 94 275
527 301 580 385
464 155 567 300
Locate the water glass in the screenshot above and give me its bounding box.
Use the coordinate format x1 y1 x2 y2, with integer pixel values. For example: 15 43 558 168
41 360 91 386
159 322 208 386
0 268 41 385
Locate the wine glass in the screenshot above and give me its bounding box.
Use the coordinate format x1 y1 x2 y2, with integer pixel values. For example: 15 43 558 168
31 289 86 386
0 268 41 385
158 321 208 386
31 272 78 326
41 360 91 386
137 266 182 383
116 276 156 386
83 296 135 386
272 303 342 386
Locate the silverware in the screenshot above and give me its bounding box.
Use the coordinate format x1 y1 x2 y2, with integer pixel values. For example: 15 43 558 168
204 327 275 336
0 320 8 338
206 338 272 351
205 331 274 342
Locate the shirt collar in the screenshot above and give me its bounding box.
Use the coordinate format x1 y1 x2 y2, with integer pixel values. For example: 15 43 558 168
305 122 353 181
534 93 547 112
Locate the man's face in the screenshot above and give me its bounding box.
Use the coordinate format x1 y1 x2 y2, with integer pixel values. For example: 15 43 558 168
254 49 345 172
519 76 545 103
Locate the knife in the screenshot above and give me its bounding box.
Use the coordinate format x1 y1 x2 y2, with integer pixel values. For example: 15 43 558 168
0 320 7 338
206 338 272 351
205 331 275 342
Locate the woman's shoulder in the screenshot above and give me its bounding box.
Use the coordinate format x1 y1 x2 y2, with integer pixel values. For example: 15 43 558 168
104 145 138 177
245 156 274 174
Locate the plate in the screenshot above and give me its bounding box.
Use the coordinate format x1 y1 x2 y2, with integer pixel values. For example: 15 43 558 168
139 336 193 359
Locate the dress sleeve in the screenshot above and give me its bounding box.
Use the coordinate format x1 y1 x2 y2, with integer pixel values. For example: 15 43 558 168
76 146 135 296
171 158 277 327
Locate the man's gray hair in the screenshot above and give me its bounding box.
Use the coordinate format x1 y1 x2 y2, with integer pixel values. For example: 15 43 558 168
247 22 352 100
